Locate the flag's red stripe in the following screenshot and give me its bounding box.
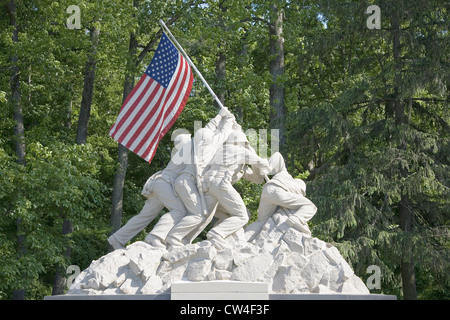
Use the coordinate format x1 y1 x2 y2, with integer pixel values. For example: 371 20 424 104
122 85 165 149
116 79 161 144
135 57 188 159
139 58 190 161
110 76 152 139
161 64 193 138
141 58 192 161
113 77 156 142
109 75 148 137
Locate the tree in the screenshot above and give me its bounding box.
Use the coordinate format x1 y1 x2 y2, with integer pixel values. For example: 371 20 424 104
6 0 26 300
268 3 286 154
251 1 287 154
0 0 127 299
75 26 100 145
288 0 449 299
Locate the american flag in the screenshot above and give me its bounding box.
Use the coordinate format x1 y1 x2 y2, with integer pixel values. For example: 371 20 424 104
109 33 193 163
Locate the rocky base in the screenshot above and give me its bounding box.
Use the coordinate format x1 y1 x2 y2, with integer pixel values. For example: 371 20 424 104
68 211 369 295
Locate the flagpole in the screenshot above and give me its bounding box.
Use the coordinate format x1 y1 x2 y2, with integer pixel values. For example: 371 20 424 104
159 19 224 110
159 19 220 218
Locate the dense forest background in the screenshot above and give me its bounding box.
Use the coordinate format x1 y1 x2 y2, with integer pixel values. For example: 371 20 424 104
0 0 448 300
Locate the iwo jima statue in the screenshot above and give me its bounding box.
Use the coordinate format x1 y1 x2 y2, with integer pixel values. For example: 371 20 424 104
65 22 372 297
67 107 370 296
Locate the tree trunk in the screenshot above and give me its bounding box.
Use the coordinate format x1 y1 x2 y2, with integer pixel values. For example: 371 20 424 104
8 0 25 166
399 195 417 300
110 144 130 234
51 218 73 295
52 26 100 295
109 30 138 250
7 0 27 300
214 2 227 108
65 99 73 129
391 12 418 300
215 51 226 107
76 27 100 145
268 5 286 155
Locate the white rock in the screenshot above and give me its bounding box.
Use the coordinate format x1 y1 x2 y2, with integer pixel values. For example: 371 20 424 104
253 217 285 247
126 242 163 276
81 277 101 290
102 287 122 295
272 265 308 293
214 269 232 280
284 251 308 269
112 267 129 288
139 275 163 294
67 205 370 296
302 236 326 256
137 251 164 282
282 228 305 254
261 251 285 291
232 251 273 282
186 259 212 281
118 272 142 294
197 245 217 260
340 274 370 294
213 247 233 270
160 263 187 291
79 250 130 291
312 284 334 294
323 245 343 265
318 264 344 292
300 251 330 290
163 244 198 265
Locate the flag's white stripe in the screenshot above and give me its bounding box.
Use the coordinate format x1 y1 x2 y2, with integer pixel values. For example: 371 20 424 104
125 54 185 152
119 84 164 148
133 56 187 156
112 79 159 142
109 76 151 138
111 77 155 140
118 81 164 146
141 59 192 162
136 58 190 160
162 60 192 129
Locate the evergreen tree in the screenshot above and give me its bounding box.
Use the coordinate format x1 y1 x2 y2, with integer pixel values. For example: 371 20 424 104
288 0 449 299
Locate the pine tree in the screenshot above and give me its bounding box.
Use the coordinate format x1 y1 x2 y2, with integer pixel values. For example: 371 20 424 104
288 0 449 299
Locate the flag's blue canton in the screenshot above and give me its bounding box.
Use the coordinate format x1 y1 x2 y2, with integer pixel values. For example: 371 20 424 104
145 33 179 89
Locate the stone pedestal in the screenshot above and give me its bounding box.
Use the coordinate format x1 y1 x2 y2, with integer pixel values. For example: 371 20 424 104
45 289 396 300
171 280 269 300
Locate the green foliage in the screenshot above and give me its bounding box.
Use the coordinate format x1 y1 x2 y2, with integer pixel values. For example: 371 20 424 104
286 0 449 299
0 0 448 300
0 141 109 299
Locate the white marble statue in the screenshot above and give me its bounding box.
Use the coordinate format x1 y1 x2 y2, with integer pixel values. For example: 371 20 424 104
107 133 192 250
80 115 375 296
109 112 312 251
245 152 317 242
165 108 236 246
203 129 271 248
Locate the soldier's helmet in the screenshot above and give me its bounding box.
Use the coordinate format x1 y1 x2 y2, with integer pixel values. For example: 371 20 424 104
226 130 249 145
